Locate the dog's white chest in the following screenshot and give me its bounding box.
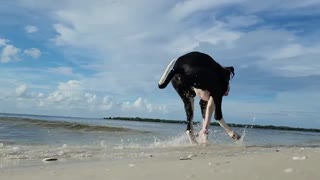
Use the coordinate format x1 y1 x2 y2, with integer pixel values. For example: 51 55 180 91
193 88 210 101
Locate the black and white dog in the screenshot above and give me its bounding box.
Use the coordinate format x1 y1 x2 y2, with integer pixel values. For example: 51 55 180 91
158 51 241 144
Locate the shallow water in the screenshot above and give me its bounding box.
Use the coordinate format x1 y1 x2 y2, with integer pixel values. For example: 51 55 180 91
0 113 319 168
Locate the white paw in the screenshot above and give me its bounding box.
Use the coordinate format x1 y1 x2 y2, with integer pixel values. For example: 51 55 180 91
186 131 197 144
197 130 208 144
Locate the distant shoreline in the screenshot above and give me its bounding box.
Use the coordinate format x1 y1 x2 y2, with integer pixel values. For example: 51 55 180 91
104 117 320 133
2 113 319 133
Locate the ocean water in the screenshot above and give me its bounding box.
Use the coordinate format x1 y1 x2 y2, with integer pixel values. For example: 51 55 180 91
0 113 319 168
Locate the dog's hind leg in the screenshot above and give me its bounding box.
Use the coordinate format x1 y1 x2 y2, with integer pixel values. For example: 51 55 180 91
182 96 197 144
171 77 196 144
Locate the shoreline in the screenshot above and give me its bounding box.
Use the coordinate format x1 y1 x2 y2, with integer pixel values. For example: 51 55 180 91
104 116 320 133
1 146 319 180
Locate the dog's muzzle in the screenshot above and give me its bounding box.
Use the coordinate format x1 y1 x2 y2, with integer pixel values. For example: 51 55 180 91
224 85 230 96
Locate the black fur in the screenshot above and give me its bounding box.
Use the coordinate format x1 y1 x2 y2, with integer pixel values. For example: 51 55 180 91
159 51 234 132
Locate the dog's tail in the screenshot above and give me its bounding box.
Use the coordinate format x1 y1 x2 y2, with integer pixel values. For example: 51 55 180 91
158 59 176 89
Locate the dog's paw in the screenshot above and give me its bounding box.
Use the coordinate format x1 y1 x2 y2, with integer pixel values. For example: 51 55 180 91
197 130 209 145
229 131 241 140
186 131 197 144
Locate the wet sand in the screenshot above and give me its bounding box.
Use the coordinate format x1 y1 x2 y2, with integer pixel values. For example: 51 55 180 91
1 146 319 180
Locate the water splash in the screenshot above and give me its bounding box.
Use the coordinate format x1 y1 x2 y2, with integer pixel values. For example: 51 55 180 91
241 126 247 141
236 116 256 146
236 126 248 146
149 133 191 148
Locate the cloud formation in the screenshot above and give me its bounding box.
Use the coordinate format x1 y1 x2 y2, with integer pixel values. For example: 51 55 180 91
1 44 20 63
24 25 38 33
0 0 319 127
24 48 41 59
0 38 41 62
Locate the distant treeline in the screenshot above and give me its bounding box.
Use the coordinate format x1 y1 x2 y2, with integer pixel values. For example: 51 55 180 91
103 117 320 133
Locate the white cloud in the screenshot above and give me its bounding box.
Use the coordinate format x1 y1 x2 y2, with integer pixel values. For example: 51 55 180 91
56 80 83 95
224 15 262 28
223 89 320 127
101 96 113 111
269 44 320 75
0 38 8 47
171 0 242 20
15 84 28 97
24 48 41 59
269 44 307 59
190 27 320 78
195 22 242 46
1 44 20 63
85 93 96 104
0 77 169 117
52 24 78 46
251 41 320 77
44 80 84 107
1 39 41 63
238 0 320 14
40 1 250 96
24 25 38 33
121 97 167 113
48 67 74 76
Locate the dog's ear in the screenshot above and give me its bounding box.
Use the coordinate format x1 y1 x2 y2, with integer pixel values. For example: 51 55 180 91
225 66 235 78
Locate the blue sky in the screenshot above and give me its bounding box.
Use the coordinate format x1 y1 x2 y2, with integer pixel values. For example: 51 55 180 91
1 0 320 128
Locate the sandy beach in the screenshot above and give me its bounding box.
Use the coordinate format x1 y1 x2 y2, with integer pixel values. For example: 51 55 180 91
1 146 319 180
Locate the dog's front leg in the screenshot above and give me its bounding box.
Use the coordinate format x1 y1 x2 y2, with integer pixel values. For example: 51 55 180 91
217 118 241 140
214 97 241 140
197 96 215 144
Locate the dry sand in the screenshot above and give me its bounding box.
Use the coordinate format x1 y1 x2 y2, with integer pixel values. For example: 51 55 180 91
1 147 319 180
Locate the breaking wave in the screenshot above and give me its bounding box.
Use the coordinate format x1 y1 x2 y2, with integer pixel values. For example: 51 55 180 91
0 117 149 133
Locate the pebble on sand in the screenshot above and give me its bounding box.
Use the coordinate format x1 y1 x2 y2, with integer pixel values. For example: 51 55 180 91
179 157 192 160
42 158 58 162
292 156 307 160
187 154 197 158
284 168 293 173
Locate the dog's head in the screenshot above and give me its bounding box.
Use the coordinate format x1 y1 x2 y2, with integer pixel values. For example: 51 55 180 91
224 66 235 81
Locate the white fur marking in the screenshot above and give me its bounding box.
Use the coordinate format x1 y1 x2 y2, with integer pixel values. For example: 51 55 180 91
158 59 176 85
197 130 208 144
218 118 241 140
217 118 234 137
198 97 215 144
193 88 210 101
